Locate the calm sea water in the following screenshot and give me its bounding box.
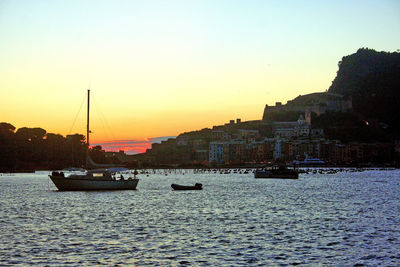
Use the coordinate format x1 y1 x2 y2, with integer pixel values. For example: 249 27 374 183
0 169 399 266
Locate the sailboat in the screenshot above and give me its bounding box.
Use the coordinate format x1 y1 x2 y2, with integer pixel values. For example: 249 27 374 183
49 90 139 191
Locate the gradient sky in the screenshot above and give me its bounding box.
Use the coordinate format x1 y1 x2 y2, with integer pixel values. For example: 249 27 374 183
1 0 399 153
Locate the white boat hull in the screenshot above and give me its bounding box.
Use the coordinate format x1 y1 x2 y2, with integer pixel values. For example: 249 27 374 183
50 176 139 191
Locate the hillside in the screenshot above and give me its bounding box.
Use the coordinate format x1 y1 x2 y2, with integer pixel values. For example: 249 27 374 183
182 48 400 142
287 92 346 107
143 48 400 165
328 48 400 136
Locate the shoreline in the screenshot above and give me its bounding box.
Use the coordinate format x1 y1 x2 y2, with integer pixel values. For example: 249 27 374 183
1 166 398 174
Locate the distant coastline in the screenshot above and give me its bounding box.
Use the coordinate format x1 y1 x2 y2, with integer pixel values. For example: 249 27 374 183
1 49 400 171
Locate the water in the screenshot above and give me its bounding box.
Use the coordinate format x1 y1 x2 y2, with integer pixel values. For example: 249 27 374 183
0 169 399 266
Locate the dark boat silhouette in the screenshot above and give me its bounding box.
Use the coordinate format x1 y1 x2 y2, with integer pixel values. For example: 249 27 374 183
254 164 299 179
50 170 139 191
49 90 139 191
171 183 203 190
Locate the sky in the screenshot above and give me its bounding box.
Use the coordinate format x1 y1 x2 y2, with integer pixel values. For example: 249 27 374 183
1 0 399 153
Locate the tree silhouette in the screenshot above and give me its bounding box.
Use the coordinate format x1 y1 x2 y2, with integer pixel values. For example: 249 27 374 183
0 123 16 171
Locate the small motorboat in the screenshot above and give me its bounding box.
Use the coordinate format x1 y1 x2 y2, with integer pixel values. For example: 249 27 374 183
171 183 203 190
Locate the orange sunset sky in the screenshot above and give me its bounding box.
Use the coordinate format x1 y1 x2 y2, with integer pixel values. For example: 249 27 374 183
1 1 399 154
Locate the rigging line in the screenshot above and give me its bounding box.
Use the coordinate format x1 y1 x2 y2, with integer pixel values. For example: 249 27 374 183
92 95 116 142
91 97 110 142
68 93 86 135
98 97 117 141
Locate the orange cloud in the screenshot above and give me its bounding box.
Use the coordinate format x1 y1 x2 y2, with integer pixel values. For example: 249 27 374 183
91 136 175 154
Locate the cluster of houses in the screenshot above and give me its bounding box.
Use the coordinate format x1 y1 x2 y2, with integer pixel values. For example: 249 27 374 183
139 93 396 166
207 113 390 165
143 112 393 166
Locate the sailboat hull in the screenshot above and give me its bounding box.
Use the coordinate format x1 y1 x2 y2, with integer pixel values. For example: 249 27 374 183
49 176 139 191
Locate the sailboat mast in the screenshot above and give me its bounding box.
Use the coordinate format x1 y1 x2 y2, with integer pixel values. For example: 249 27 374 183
87 89 90 147
86 89 90 169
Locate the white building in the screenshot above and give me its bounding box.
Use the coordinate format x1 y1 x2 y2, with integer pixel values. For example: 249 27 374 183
273 113 312 139
274 140 282 159
209 142 225 163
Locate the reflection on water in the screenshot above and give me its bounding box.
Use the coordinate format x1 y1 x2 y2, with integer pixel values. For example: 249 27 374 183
0 170 399 266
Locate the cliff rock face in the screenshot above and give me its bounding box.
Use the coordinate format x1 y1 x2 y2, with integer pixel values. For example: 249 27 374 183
328 48 400 135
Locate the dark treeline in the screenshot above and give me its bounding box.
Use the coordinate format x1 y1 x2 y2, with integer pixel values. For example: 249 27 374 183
0 122 116 172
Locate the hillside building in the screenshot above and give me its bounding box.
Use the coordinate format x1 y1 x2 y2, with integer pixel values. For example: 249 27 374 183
263 92 352 120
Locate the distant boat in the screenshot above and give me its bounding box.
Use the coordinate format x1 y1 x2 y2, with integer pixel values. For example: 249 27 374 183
49 90 139 191
293 157 325 166
254 165 299 179
171 183 203 190
62 167 86 172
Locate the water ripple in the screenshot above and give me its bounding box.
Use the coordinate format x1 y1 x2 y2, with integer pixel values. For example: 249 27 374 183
0 170 399 266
